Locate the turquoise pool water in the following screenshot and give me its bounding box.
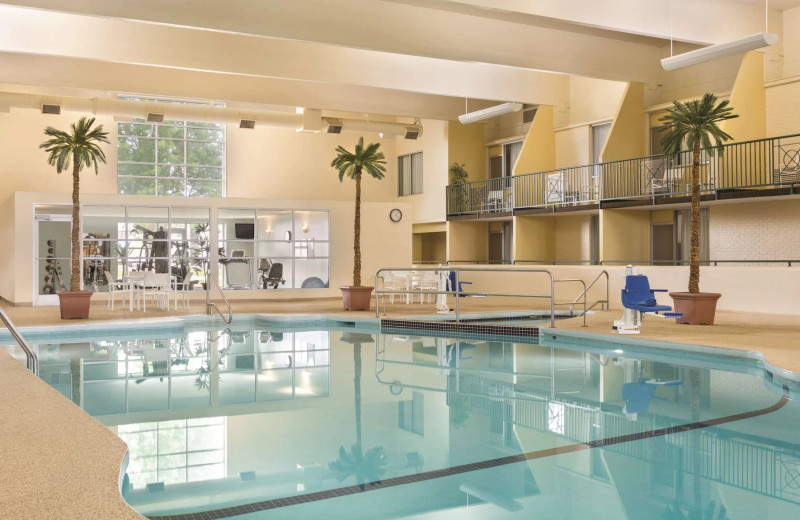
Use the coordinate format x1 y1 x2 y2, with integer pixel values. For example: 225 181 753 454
4 319 800 519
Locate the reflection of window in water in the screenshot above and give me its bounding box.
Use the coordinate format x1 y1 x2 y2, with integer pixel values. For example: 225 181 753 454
118 417 226 489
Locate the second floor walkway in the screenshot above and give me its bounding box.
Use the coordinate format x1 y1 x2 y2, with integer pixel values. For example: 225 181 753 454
447 133 800 218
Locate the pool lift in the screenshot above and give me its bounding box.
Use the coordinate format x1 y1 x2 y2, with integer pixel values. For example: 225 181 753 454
435 265 451 314
612 265 682 335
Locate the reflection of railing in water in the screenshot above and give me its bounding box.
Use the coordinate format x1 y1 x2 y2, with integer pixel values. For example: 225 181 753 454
456 374 800 505
206 273 232 324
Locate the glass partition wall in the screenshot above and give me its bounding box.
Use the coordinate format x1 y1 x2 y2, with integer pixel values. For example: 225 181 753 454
82 206 211 292
75 205 329 295
218 208 329 290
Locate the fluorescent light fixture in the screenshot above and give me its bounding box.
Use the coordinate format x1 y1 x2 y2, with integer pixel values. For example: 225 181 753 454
661 32 778 71
296 107 304 114
458 102 522 124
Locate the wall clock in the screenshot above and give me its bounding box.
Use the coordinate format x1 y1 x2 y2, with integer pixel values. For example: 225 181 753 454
389 208 403 222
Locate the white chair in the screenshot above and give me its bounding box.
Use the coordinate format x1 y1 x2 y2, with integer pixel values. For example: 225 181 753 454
104 271 129 311
173 271 193 309
126 271 146 311
414 271 439 303
141 272 171 311
381 271 409 304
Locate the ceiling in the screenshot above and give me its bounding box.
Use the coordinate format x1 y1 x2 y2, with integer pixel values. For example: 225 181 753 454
0 0 786 120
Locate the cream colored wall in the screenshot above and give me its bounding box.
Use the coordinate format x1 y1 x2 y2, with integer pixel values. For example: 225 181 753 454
0 109 118 203
600 209 650 263
419 232 446 262
555 126 590 169
710 199 800 262
782 7 800 78
483 110 528 144
447 220 487 262
644 52 741 108
554 215 592 262
719 52 767 142
228 127 398 202
412 233 422 261
6 191 412 304
0 106 407 205
514 105 555 175
513 216 555 262
601 83 646 162
766 80 800 137
447 121 487 182
396 119 448 224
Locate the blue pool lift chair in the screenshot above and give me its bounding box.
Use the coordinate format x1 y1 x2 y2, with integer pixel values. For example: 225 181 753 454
614 275 682 334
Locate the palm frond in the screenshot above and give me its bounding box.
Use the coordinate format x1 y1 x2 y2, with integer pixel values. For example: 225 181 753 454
330 136 387 181
40 116 110 174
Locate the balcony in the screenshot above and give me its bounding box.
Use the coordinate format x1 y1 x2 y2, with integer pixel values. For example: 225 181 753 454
446 133 800 218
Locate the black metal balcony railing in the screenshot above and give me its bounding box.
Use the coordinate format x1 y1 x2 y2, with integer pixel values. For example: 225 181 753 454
446 133 800 216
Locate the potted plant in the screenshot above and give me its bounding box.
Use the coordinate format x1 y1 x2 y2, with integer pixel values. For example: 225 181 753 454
330 137 387 310
40 117 109 319
659 93 737 325
449 162 469 213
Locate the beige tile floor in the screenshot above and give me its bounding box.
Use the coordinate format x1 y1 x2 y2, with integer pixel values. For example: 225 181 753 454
1 297 799 519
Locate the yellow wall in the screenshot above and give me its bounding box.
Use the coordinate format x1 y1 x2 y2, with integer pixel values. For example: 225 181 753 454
412 233 422 261
0 195 15 302
513 216 555 261
448 121 487 182
555 76 628 128
555 215 592 261
412 222 446 234
514 105 555 175
447 220 488 262
555 126 591 168
600 209 650 263
601 82 646 162
418 232 446 262
719 51 767 142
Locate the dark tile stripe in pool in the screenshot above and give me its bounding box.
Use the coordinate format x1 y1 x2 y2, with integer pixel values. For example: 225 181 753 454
147 386 789 520
380 318 540 338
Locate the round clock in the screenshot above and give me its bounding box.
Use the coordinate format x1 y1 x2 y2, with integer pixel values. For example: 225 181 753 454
389 208 403 222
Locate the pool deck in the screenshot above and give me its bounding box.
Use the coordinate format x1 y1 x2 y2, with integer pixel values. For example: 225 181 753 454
0 298 798 519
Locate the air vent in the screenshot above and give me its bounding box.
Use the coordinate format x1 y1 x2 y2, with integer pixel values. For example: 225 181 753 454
239 119 256 129
404 127 420 140
522 105 537 124
326 119 343 134
146 112 164 123
41 104 61 115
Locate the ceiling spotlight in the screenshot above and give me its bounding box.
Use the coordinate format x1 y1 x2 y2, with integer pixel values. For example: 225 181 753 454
378 132 384 138
41 104 61 115
661 32 778 71
146 112 164 123
239 119 256 129
296 107 304 114
458 102 522 124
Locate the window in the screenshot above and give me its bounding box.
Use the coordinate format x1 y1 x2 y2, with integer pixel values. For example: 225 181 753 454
398 152 423 195
117 96 225 197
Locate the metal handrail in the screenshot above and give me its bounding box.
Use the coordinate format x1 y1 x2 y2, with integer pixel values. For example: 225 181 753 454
0 306 38 375
206 275 232 324
600 259 798 266
375 266 556 326
566 270 609 326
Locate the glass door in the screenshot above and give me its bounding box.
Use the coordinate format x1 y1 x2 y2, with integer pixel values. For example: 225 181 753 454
35 205 73 306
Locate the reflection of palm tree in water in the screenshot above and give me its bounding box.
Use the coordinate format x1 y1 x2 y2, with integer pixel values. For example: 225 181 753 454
329 333 387 490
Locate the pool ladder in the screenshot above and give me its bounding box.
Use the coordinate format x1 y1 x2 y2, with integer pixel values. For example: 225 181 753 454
0 306 38 375
206 276 233 324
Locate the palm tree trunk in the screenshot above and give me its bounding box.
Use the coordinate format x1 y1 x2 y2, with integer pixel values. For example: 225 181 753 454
689 141 702 293
354 342 362 451
70 159 81 292
353 168 362 287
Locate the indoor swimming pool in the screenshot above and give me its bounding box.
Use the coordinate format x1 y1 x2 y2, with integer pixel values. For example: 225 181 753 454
3 318 800 519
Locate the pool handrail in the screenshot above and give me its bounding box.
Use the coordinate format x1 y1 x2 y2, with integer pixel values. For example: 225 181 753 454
375 266 556 327
0 305 38 375
206 275 232 324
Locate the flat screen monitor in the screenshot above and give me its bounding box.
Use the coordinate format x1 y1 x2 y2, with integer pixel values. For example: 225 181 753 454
234 223 255 239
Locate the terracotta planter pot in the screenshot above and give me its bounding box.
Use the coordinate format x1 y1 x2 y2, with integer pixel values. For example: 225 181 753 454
340 286 374 311
669 292 721 325
57 290 94 320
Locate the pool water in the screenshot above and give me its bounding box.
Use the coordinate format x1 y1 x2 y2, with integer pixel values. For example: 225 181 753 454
4 321 800 519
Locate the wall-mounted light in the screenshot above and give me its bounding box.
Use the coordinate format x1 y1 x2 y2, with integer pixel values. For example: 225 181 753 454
284 230 292 242
302 224 309 233
378 132 384 139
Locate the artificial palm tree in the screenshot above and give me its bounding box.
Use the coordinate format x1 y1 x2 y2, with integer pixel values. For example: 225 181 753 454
331 137 387 288
40 117 109 294
659 94 737 293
